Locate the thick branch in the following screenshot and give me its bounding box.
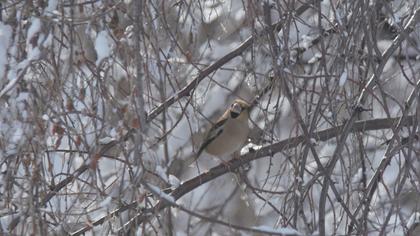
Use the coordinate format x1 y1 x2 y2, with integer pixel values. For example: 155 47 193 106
71 115 415 235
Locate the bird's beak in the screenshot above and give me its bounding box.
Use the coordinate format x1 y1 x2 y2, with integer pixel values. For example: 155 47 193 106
230 103 242 118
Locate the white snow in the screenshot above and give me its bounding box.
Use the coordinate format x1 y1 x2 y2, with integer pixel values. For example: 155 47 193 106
339 69 348 87
253 225 302 235
7 126 23 155
94 30 113 65
301 35 314 49
27 18 42 42
0 17 43 98
351 168 363 184
407 212 420 229
169 175 181 188
202 3 223 24
42 33 53 48
98 196 113 208
308 52 322 64
45 0 59 15
235 8 245 22
240 142 262 155
99 136 116 144
146 183 175 203
27 47 41 60
155 165 168 182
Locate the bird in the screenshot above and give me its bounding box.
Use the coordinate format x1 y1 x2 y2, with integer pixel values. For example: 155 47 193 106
193 99 251 163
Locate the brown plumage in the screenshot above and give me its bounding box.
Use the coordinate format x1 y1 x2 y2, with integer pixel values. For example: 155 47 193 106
195 99 250 161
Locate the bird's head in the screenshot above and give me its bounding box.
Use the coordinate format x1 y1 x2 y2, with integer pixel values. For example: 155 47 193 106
230 99 250 119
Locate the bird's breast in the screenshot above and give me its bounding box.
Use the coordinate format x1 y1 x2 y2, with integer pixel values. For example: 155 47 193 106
205 119 249 156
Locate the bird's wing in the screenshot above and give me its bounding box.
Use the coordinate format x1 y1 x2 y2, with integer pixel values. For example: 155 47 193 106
197 117 226 156
188 110 230 166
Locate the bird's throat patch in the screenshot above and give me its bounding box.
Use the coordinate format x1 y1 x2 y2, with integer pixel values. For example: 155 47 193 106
230 112 240 118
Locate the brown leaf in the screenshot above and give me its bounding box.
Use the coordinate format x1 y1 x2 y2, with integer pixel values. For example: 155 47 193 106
79 88 86 101
131 117 141 129
66 99 74 112
75 135 82 147
52 124 65 135
90 153 101 170
54 136 62 149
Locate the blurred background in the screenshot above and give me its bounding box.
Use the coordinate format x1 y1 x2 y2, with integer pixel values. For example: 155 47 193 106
0 0 420 235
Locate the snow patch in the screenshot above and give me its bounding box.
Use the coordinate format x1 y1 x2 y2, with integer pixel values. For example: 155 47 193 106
169 175 181 188
339 69 348 87
241 142 262 155
155 165 168 182
27 18 42 45
45 0 59 15
253 225 302 235
95 31 114 65
99 196 113 208
146 183 175 203
407 212 420 229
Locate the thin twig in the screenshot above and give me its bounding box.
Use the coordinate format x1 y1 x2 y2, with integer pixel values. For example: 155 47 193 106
70 115 415 235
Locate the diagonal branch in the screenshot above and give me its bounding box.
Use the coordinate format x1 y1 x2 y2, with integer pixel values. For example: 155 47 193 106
145 1 318 122
35 0 320 211
70 115 416 235
318 6 420 235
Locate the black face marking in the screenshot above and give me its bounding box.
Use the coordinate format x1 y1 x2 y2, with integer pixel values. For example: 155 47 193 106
230 102 242 118
230 111 240 118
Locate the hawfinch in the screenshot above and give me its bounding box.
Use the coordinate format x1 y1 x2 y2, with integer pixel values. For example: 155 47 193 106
195 99 251 160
